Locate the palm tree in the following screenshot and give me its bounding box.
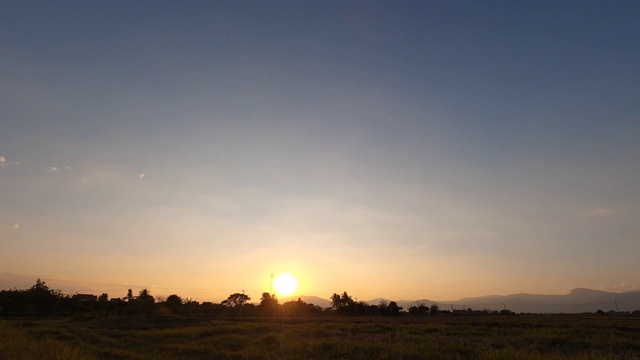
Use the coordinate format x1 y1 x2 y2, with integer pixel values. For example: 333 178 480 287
138 289 154 303
341 291 353 306
330 293 341 309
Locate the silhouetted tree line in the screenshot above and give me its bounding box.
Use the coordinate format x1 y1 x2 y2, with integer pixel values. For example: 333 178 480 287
0 279 68 316
3 280 639 318
329 292 402 316
0 279 324 317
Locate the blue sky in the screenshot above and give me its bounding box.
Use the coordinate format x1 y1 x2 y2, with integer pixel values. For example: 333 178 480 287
1 0 639 302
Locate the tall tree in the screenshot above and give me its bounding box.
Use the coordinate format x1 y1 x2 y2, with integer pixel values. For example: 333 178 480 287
165 294 183 314
430 303 440 315
132 289 155 314
341 292 354 307
259 293 278 315
330 293 342 309
221 293 251 308
165 294 182 307
25 279 62 314
31 278 49 292
388 301 401 316
138 289 154 303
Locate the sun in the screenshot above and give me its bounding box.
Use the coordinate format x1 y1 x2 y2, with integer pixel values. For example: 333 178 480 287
273 273 299 297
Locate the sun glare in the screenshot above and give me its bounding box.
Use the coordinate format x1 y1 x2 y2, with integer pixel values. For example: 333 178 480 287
273 273 299 297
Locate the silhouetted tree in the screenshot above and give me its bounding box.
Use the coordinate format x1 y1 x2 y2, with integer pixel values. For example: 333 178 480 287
329 291 356 313
200 301 220 315
307 303 324 315
137 289 154 303
0 284 56 315
133 289 155 314
429 303 440 315
409 302 429 316
32 278 48 291
330 293 342 310
242 303 258 316
388 301 401 316
25 279 63 314
183 298 200 314
365 304 380 316
283 298 324 315
353 301 369 316
93 293 110 314
259 293 278 315
165 294 183 314
499 309 515 316
378 299 389 315
329 291 355 314
165 294 182 306
221 293 251 308
341 292 354 307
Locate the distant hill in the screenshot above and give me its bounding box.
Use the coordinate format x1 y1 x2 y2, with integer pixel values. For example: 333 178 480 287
279 295 331 309
366 298 390 305
446 288 640 313
397 289 640 314
285 289 640 314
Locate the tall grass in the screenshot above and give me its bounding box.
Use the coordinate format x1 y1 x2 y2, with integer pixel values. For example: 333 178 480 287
1 315 639 359
0 320 83 360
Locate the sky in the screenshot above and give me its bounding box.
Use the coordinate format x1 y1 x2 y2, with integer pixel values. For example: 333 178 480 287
1 0 639 303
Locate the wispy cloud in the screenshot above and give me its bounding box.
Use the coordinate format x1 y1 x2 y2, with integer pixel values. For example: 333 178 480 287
602 282 639 292
0 156 20 167
12 224 19 230
77 171 117 185
49 165 72 173
585 207 615 217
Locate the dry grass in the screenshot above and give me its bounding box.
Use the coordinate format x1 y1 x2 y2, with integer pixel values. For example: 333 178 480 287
1 315 639 359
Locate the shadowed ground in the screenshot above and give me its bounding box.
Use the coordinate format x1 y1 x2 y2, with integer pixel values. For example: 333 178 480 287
2 315 640 359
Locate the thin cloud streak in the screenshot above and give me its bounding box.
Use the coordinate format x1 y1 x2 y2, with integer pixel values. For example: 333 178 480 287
585 208 616 217
602 283 640 292
0 156 19 167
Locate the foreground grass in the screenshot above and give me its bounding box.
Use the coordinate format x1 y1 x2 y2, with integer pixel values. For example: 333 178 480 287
1 315 639 359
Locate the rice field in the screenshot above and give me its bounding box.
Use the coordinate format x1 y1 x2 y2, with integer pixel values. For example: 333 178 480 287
1 315 639 359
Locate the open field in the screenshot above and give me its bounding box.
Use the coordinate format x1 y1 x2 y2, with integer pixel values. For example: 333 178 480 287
1 315 639 359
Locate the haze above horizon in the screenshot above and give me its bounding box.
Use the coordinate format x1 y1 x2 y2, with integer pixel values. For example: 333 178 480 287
1 1 639 303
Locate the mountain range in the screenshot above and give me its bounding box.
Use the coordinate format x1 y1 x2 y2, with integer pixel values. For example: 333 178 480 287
281 288 640 314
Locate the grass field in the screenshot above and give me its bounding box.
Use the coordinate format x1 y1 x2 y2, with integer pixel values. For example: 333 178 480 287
1 315 639 359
